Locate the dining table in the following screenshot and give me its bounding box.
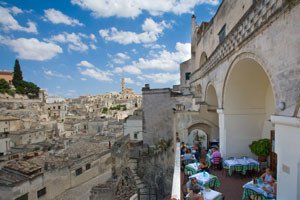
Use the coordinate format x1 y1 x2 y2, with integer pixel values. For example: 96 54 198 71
223 157 260 176
189 171 221 189
184 162 199 175
186 188 223 200
242 181 276 200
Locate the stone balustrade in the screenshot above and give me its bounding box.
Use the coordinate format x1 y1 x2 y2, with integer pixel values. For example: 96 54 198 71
190 0 283 83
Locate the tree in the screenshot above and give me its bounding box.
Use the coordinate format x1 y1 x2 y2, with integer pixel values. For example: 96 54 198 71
12 59 23 86
15 80 40 98
0 79 10 93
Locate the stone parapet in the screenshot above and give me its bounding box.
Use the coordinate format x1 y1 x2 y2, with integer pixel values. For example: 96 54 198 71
191 0 285 83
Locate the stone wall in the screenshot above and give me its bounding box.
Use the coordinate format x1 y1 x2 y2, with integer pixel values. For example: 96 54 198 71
137 147 174 199
142 87 177 146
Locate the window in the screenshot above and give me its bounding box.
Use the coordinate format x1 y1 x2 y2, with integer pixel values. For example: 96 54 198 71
75 167 82 176
185 72 191 80
134 133 138 139
86 163 91 170
37 187 46 198
58 106 61 110
218 24 226 44
15 193 28 200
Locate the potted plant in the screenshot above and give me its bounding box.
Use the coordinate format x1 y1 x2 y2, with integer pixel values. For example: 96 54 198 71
249 138 271 162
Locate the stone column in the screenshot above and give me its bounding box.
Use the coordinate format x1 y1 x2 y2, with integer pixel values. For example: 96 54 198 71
217 109 226 158
271 115 300 200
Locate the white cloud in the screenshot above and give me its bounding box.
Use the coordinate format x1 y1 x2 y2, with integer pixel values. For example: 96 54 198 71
142 72 179 84
143 43 166 49
80 67 113 81
80 77 87 81
77 60 113 81
0 36 62 61
90 44 97 50
44 8 83 26
99 18 171 45
77 60 95 68
111 53 130 64
124 77 134 84
10 6 23 15
113 65 142 75
90 33 97 41
71 0 219 18
118 42 190 74
0 6 37 33
43 69 72 79
49 32 89 52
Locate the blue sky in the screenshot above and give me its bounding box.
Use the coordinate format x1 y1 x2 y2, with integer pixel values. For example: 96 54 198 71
0 0 220 97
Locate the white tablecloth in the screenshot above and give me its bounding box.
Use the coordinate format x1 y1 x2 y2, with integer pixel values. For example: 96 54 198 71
203 189 222 200
189 172 211 185
224 158 259 166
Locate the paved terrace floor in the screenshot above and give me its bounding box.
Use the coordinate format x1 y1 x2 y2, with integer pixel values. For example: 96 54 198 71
181 168 260 200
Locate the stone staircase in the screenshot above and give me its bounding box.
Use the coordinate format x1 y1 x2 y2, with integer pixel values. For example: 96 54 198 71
128 158 146 191
128 158 158 200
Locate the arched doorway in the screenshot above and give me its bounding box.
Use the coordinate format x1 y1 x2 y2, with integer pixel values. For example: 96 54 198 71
222 58 275 157
187 129 208 150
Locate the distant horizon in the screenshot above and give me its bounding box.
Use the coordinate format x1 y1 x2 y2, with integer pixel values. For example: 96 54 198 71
0 0 220 98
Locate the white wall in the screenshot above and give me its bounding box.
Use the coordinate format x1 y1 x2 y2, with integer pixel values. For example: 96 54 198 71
124 119 143 141
272 116 300 200
0 137 10 155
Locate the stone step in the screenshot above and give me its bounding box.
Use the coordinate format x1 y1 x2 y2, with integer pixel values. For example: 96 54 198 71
135 179 142 185
137 183 145 189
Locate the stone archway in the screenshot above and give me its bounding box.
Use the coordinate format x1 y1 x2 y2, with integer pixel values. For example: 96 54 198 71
221 57 275 157
187 129 208 150
206 84 218 109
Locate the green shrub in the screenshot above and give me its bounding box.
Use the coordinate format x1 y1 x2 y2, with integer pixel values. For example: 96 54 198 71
249 138 271 156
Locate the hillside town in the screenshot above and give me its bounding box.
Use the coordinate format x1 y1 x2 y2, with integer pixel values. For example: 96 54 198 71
0 70 143 199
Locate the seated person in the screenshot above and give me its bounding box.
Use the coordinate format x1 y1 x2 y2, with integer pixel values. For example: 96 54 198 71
197 161 210 173
262 182 277 198
183 149 194 161
192 144 201 161
211 147 222 164
261 168 275 185
181 142 186 155
186 177 199 193
188 184 204 200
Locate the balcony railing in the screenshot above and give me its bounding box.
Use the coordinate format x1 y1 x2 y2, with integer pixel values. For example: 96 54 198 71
170 142 181 200
190 0 283 83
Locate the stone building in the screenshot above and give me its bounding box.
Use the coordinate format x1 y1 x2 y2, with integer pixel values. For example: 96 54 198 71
0 140 111 200
0 71 13 85
142 1 300 200
45 102 68 122
0 115 23 133
0 133 11 156
123 109 143 142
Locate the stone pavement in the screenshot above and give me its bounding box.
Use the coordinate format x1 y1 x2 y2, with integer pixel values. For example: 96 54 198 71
54 169 112 200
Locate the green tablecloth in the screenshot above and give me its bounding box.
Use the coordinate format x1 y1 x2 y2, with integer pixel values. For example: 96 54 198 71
242 188 275 200
203 175 221 189
184 162 199 175
223 158 260 176
189 172 221 189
